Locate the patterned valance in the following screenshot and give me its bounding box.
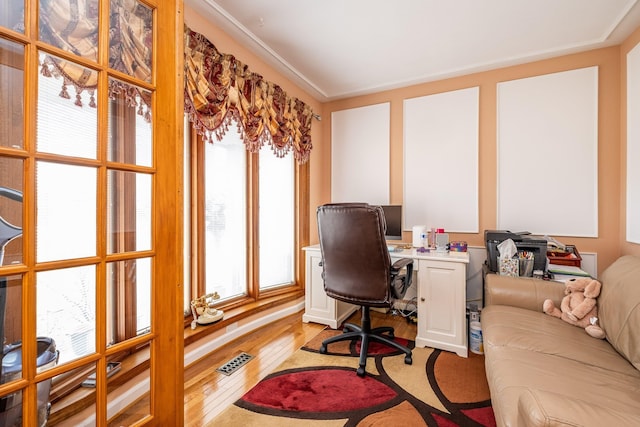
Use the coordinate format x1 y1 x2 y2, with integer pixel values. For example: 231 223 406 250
184 27 314 164
36 0 152 120
40 56 151 122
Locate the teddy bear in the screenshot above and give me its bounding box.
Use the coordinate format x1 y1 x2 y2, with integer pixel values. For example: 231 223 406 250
542 277 606 339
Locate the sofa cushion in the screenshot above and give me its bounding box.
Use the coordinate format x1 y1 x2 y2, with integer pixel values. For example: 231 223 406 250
482 305 638 376
517 389 640 427
599 255 640 370
484 304 640 426
485 346 640 427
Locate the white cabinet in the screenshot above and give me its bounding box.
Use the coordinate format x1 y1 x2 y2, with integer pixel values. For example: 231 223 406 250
302 246 357 329
415 258 468 357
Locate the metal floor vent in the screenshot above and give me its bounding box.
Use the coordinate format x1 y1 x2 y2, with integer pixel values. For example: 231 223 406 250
216 352 254 376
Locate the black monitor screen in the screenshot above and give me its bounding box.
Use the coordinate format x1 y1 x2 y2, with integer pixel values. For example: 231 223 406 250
380 205 402 240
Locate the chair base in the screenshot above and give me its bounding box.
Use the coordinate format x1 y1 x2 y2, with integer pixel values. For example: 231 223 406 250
319 306 412 376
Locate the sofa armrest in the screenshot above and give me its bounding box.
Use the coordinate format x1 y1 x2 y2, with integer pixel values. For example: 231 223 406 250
484 273 565 311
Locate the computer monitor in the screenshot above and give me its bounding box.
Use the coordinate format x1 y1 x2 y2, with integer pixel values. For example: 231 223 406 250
379 205 402 240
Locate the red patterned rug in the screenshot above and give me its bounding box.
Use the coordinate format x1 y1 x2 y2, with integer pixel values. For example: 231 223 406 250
212 329 496 426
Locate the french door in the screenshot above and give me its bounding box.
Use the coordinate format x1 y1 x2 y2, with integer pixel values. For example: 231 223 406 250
0 0 183 425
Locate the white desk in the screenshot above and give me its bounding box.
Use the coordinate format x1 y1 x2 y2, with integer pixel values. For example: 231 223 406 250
302 245 470 357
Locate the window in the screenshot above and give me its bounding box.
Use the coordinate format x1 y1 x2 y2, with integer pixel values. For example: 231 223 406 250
191 122 304 307
259 147 295 289
183 26 312 317
202 126 247 300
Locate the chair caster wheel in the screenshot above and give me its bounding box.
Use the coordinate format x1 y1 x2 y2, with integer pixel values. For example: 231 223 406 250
319 345 327 354
404 355 412 365
356 366 366 377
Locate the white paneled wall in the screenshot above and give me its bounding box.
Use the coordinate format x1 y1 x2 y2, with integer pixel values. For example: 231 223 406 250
403 88 479 233
331 103 390 204
497 67 599 237
627 43 640 243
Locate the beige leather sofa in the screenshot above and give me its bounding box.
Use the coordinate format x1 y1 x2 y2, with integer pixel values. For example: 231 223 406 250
482 255 640 426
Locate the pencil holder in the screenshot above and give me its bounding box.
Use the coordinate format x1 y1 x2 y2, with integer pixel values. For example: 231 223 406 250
519 258 534 277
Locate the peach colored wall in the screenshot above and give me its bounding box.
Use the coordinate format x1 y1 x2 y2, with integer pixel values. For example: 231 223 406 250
185 4 640 275
620 26 640 258
320 47 623 275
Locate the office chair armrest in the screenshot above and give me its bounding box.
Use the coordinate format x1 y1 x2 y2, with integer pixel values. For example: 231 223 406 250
391 258 413 272
390 258 414 299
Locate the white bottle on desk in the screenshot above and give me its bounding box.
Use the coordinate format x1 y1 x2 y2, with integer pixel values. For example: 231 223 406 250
412 225 427 247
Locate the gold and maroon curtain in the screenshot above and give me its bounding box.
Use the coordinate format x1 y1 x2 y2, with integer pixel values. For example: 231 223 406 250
36 2 313 162
38 0 152 119
184 27 314 164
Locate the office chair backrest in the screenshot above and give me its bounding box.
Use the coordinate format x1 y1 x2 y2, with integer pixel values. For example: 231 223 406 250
317 203 392 307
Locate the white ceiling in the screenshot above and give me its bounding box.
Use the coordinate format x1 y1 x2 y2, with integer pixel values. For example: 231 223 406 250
186 0 640 101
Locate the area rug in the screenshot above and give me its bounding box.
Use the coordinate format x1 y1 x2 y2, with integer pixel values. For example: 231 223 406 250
212 329 496 426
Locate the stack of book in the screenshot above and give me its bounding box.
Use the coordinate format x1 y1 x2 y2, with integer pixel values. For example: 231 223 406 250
548 263 590 282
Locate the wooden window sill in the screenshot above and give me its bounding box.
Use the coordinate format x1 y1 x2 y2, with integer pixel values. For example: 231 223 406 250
48 290 303 423
184 290 303 346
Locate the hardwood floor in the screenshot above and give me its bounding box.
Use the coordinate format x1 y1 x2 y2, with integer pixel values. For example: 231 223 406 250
108 308 417 425
183 308 417 426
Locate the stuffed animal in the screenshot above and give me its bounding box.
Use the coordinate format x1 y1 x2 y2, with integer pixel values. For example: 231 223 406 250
543 277 606 339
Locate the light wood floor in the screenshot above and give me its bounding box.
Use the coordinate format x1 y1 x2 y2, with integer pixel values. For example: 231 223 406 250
183 308 417 426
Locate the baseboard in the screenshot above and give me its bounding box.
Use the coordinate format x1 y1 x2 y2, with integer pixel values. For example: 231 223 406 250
184 300 305 367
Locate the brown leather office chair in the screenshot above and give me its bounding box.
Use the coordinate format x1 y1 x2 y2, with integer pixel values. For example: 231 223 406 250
316 203 413 376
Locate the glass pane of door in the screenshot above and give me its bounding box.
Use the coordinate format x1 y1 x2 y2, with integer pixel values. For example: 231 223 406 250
0 38 23 150
106 257 151 346
107 79 152 167
107 170 151 254
38 53 98 158
0 157 23 265
39 0 99 61
37 265 96 365
109 0 153 83
107 79 153 166
0 274 22 364
0 1 24 33
107 363 150 425
36 162 96 262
